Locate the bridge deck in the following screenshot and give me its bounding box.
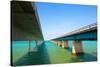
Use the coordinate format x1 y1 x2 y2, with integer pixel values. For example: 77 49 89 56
53 23 97 40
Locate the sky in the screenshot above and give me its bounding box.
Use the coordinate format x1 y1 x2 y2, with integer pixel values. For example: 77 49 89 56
34 2 97 40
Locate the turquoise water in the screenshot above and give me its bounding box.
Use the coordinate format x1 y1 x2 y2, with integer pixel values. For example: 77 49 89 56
68 41 97 53
44 41 97 63
12 40 97 65
12 40 37 63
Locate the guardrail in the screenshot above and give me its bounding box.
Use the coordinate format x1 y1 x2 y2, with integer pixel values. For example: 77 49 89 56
67 22 97 35
56 22 97 39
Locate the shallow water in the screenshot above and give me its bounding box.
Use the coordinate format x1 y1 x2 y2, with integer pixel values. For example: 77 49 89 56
12 40 97 65
12 40 37 63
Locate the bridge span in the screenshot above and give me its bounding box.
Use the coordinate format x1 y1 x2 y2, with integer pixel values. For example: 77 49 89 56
51 23 97 55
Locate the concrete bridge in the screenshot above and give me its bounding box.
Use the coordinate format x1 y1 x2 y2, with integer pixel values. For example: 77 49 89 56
11 1 97 56
51 23 97 55
11 1 44 65
11 1 97 66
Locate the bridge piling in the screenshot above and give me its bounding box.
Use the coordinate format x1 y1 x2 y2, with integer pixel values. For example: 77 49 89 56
57 41 61 46
52 40 57 45
72 40 84 55
61 40 68 48
28 40 35 54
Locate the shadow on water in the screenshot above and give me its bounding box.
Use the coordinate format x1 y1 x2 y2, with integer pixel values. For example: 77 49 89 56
13 42 51 66
13 41 97 66
65 47 72 52
71 53 97 62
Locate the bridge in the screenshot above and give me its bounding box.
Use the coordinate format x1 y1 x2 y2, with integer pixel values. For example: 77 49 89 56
51 23 97 55
11 1 44 66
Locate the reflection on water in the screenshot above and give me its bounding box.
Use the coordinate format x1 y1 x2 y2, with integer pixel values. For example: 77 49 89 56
12 40 97 65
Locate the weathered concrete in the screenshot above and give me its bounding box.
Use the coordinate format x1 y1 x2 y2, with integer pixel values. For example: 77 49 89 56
61 41 68 48
51 40 58 45
72 40 84 55
57 41 61 46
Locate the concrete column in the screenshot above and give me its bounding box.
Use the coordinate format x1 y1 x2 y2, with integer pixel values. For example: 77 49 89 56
28 40 38 54
58 41 61 46
64 41 68 48
55 40 58 45
28 40 31 54
51 40 55 43
62 40 68 48
61 40 64 48
72 40 84 55
56 41 59 45
34 40 38 51
52 40 57 44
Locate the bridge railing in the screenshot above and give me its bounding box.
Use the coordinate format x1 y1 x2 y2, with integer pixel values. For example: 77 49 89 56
69 22 97 35
57 22 97 38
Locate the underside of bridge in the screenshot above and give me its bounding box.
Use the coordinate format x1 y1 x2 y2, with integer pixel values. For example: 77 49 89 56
11 1 44 66
11 1 97 66
11 1 44 41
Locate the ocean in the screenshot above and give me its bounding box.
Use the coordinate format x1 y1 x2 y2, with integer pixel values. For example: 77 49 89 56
12 40 97 65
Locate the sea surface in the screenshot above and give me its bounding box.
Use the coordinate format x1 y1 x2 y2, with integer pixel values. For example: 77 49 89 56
12 40 97 65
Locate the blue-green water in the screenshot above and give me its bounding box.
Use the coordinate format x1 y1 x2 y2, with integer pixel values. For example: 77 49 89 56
12 40 37 63
12 40 97 65
68 41 97 54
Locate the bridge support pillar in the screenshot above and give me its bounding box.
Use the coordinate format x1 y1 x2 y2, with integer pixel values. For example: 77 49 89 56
28 40 36 53
72 40 84 55
57 41 61 46
28 40 31 53
62 40 68 48
53 40 58 45
57 41 59 45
